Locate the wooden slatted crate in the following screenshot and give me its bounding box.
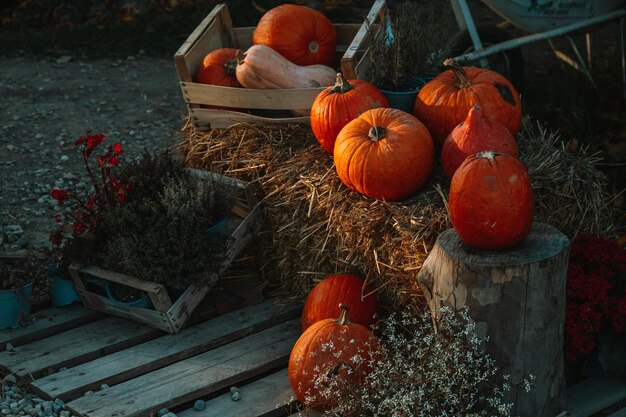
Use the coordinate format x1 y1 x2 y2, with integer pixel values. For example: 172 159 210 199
67 169 264 334
173 3 363 130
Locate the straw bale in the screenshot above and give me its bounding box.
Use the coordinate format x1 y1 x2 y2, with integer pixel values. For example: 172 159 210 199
179 117 615 311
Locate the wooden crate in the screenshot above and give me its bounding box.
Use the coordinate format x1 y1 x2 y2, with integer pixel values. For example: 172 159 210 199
67 169 264 334
340 0 387 81
173 3 362 130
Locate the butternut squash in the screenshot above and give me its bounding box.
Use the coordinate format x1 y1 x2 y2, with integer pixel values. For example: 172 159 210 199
235 45 337 90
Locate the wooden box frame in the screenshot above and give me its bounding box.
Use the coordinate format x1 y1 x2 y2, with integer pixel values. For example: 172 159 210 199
68 170 264 334
173 3 364 130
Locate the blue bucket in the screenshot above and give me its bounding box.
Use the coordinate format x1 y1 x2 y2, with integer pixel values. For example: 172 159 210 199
0 283 34 329
47 265 81 307
380 77 433 113
105 282 153 309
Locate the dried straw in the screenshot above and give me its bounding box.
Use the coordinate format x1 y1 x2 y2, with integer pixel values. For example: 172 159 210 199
179 116 615 311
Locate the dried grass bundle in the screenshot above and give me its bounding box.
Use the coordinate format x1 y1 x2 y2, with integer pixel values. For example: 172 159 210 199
179 117 615 311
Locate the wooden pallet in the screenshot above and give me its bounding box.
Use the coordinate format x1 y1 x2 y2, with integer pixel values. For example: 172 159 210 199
2 301 624 417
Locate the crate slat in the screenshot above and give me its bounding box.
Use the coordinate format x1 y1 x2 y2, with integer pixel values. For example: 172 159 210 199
0 305 102 351
31 299 301 401
65 319 301 417
0 316 161 380
189 108 310 129
181 83 326 110
177 368 295 417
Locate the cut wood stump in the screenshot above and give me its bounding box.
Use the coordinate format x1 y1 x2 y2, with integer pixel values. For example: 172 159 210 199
417 222 570 417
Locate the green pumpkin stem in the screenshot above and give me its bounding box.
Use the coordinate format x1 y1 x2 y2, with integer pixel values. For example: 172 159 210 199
224 57 238 77
444 58 471 89
330 73 354 94
368 126 386 142
336 304 352 325
235 49 247 65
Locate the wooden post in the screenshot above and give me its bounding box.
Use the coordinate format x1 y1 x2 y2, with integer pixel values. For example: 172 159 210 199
417 222 570 417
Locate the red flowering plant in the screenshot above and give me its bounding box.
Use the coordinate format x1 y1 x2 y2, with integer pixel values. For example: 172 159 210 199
564 233 626 364
48 133 131 266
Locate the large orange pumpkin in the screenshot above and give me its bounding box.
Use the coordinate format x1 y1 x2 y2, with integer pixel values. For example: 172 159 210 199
413 59 522 147
252 4 337 67
288 305 379 411
195 48 241 87
311 73 389 154
441 104 518 178
334 108 434 201
301 273 380 330
449 150 534 250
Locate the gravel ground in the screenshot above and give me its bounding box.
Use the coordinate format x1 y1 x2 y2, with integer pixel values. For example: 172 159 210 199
0 54 187 250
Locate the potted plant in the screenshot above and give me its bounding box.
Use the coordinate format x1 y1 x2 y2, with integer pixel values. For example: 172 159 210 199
49 133 261 332
0 255 49 329
365 1 456 112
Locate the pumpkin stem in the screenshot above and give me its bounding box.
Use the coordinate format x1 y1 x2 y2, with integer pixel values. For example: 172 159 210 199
476 150 498 164
330 73 354 94
308 40 320 54
444 58 471 89
224 57 238 77
336 304 352 325
235 49 247 65
368 126 386 142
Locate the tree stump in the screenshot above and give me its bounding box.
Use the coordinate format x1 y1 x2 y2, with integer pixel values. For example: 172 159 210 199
417 222 570 417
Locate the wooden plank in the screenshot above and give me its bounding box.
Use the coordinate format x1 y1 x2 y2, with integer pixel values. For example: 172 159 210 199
566 374 626 417
32 299 301 401
0 316 161 380
0 305 102 351
190 108 309 130
66 319 301 417
340 0 386 80
177 368 295 417
181 82 326 109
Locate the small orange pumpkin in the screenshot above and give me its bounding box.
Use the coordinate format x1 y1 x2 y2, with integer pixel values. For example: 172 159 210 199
441 104 518 178
449 150 534 250
288 304 379 411
195 48 241 88
252 4 337 67
301 273 380 331
310 73 389 154
413 59 522 147
334 108 434 201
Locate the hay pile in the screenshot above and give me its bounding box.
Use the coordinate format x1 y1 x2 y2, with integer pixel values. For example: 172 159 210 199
180 117 615 311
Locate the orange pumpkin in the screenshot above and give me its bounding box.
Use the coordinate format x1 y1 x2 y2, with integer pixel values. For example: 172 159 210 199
301 273 380 331
413 59 522 147
334 108 434 201
195 48 241 88
252 4 337 67
449 150 534 250
311 73 389 154
441 104 518 178
288 304 379 411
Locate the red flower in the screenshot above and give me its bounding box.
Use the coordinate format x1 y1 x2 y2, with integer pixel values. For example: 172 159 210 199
54 214 62 222
116 192 126 203
51 189 69 205
112 143 124 155
108 156 120 166
73 222 86 235
86 197 95 209
87 133 105 150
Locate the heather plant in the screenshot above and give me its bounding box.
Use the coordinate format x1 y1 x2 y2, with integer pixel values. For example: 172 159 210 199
366 1 455 91
294 307 532 417
91 151 236 288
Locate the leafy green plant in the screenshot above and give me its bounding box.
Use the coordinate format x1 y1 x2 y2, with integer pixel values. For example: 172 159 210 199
365 1 455 91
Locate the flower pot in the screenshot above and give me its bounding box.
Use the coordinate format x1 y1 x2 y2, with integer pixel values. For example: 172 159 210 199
380 77 433 113
47 265 81 307
0 283 33 329
105 281 153 309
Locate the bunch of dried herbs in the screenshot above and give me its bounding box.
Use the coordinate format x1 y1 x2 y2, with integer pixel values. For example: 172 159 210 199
366 1 456 91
